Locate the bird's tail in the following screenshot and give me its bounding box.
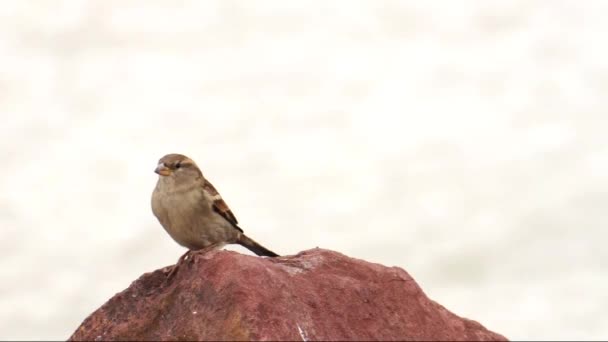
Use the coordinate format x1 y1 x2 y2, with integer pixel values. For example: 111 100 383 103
237 233 279 257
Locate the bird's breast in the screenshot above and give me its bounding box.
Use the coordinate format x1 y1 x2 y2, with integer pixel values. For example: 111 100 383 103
152 184 213 248
155 186 208 220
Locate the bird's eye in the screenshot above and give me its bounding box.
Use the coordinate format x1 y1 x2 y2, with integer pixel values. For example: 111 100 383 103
175 162 182 169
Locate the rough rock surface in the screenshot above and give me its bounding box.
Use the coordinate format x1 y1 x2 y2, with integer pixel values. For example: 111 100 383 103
69 248 507 341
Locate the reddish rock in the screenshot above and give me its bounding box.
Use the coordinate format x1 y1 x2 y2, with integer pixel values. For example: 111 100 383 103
69 248 507 341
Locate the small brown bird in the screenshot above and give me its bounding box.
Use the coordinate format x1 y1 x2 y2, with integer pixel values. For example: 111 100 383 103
151 153 279 273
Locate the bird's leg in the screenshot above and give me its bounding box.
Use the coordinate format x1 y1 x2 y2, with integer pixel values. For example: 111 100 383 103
177 249 194 263
165 249 192 279
165 244 222 280
190 242 223 260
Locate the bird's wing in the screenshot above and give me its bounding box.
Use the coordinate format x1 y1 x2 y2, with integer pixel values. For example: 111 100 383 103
203 179 243 232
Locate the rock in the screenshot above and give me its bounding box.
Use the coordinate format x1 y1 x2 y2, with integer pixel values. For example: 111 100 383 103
69 248 507 341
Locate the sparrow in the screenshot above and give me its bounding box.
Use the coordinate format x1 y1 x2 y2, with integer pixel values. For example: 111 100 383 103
151 153 279 275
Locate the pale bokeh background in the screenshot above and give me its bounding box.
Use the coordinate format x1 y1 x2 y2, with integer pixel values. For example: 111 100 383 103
1 1 607 340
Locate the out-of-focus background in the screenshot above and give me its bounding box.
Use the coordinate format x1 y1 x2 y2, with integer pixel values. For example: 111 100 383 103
1 1 606 340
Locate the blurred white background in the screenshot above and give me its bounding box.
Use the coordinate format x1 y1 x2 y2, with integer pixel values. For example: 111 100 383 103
1 0 607 340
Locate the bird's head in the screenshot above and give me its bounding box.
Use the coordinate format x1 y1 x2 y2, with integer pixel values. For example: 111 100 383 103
155 153 203 184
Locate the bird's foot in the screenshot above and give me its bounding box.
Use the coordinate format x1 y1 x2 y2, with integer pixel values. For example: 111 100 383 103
165 249 193 280
164 245 221 281
194 243 223 256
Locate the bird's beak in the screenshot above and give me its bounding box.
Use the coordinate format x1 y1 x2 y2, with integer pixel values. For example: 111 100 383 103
154 163 171 176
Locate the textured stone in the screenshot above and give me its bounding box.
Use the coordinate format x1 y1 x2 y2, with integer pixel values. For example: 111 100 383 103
69 248 507 341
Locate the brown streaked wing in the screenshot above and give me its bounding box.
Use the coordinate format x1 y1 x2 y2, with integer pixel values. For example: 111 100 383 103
202 180 242 232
